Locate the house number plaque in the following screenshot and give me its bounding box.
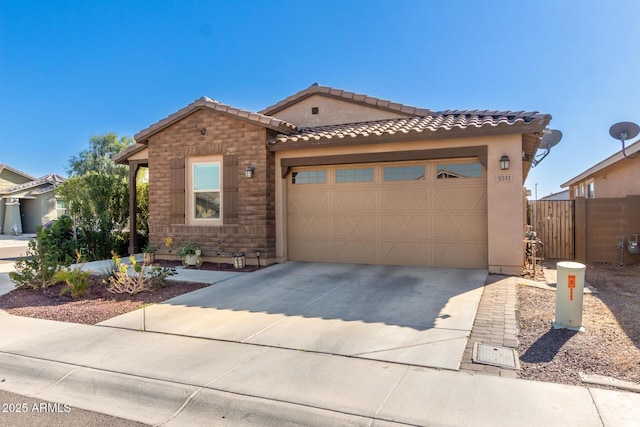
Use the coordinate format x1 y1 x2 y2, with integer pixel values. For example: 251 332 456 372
496 175 512 183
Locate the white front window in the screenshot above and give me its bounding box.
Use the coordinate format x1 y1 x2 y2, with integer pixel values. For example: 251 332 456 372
188 157 222 224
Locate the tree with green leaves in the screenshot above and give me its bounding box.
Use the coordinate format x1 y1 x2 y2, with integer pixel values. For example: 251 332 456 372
57 132 147 260
66 133 134 177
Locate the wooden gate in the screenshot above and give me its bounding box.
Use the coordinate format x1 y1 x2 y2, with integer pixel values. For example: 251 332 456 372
528 200 574 260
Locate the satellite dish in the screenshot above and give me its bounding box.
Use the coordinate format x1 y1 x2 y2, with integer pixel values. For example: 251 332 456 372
540 129 562 149
609 122 640 142
532 129 562 167
609 121 640 159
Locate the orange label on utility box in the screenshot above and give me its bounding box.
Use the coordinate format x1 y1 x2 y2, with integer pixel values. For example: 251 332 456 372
568 275 576 288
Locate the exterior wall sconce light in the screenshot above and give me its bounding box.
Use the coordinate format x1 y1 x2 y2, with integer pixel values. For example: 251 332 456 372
500 155 510 171
244 166 254 179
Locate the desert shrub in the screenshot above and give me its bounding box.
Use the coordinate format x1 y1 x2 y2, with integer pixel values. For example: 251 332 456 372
105 255 175 295
9 217 81 290
9 238 58 290
52 267 91 298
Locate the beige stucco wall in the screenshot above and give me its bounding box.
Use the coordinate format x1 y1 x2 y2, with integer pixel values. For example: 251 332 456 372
569 158 640 199
0 169 31 191
270 94 406 127
274 133 526 275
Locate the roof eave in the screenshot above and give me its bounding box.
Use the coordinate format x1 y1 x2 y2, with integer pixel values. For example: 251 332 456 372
113 143 148 165
134 97 296 145
561 139 640 188
267 120 548 152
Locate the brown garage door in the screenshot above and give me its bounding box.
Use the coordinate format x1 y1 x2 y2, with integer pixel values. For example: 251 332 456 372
287 160 488 268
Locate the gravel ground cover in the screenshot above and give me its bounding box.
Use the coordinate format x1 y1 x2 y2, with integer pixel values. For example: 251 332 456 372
517 261 640 388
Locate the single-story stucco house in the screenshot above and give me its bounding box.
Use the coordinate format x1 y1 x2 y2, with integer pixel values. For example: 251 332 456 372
0 163 66 234
561 139 640 199
115 84 552 275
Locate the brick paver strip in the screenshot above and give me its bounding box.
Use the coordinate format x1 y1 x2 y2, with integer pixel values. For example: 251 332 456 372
461 275 519 376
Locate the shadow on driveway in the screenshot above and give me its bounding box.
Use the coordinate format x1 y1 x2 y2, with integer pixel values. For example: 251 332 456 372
100 262 488 370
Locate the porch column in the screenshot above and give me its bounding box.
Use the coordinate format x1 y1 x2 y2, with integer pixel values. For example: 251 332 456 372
3 198 22 235
128 162 142 255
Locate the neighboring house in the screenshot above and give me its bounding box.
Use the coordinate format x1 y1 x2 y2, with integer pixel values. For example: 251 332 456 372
560 140 640 264
539 190 570 201
115 84 552 275
0 163 66 234
561 139 640 199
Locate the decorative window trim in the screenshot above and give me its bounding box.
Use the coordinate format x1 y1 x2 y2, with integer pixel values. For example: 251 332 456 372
186 156 223 225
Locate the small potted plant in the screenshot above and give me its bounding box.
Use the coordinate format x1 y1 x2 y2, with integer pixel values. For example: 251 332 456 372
178 242 202 267
143 244 156 264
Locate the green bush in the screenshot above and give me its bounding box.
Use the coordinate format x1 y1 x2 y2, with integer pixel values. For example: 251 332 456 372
9 217 82 290
52 267 91 298
9 238 58 290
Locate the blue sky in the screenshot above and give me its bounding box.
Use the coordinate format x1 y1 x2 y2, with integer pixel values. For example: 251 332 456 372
1 0 639 198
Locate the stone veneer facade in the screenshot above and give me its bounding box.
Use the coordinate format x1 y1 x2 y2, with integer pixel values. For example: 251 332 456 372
146 108 277 263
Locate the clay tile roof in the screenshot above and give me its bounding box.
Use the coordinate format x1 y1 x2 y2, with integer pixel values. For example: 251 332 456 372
135 96 297 143
3 174 65 194
259 83 431 117
267 110 551 148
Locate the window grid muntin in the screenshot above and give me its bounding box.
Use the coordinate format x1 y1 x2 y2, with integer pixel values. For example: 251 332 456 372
336 168 374 183
436 162 482 179
292 170 326 184
383 166 425 181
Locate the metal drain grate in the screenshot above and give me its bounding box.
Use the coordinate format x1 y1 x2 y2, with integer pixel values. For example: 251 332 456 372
472 343 520 369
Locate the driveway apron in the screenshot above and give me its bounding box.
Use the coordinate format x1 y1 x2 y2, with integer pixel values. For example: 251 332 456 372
99 262 487 370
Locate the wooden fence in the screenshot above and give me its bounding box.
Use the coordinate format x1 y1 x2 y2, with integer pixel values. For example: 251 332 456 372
528 200 574 260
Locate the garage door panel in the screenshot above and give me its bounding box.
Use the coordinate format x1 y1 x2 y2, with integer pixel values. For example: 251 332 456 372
287 162 487 268
432 186 486 212
433 214 487 240
289 239 332 262
434 242 487 269
334 215 377 237
288 215 332 237
380 189 430 212
380 241 429 265
381 215 430 237
288 191 330 213
334 240 377 264
332 190 377 211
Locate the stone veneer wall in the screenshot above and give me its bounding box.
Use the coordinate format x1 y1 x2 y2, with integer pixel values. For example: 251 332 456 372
146 108 276 263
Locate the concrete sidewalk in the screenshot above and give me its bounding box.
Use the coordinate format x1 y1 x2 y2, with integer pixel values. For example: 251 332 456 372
1 260 639 425
0 314 638 426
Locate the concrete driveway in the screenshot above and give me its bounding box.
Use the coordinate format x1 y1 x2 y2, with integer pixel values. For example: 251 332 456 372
100 262 487 370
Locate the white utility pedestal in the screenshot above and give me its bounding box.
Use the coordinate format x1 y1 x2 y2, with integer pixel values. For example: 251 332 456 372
553 261 586 332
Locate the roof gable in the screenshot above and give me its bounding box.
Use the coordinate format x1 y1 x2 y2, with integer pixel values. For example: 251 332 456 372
134 97 297 143
2 174 65 197
561 139 640 187
0 163 36 183
259 84 430 125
